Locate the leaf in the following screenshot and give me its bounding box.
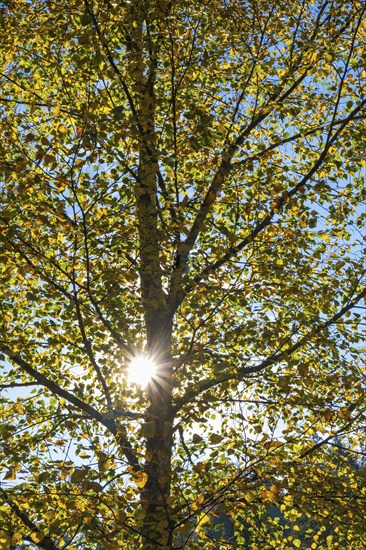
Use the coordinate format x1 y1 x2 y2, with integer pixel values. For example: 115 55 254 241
210 433 222 444
111 106 124 120
297 363 309 376
11 533 23 545
133 471 148 489
4 468 17 480
192 433 203 444
80 14 92 26
57 124 68 134
0 532 11 547
31 532 45 544
52 104 61 115
116 510 127 523
71 468 89 483
82 481 103 493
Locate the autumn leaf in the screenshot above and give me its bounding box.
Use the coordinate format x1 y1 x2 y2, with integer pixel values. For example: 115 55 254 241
31 532 45 544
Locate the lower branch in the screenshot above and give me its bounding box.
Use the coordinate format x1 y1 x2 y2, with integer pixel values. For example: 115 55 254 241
0 346 141 470
0 488 58 550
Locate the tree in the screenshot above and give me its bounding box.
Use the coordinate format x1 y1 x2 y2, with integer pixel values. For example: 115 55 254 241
0 0 365 547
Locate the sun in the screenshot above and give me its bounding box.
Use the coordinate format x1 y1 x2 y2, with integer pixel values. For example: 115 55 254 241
127 355 157 387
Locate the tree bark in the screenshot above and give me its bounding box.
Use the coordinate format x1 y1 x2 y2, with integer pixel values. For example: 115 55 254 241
141 316 175 549
124 4 176 546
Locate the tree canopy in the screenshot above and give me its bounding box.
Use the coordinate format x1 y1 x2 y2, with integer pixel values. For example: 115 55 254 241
0 0 366 548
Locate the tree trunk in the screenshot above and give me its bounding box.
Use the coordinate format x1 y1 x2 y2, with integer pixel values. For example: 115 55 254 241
141 317 175 549
127 4 176 546
134 56 175 550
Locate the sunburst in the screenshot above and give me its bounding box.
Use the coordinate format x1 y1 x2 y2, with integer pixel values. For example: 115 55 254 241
127 355 157 387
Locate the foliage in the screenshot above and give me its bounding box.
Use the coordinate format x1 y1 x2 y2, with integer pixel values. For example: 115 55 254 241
0 0 366 548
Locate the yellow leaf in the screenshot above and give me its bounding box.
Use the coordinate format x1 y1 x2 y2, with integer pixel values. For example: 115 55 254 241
52 104 61 115
44 511 55 521
196 511 210 533
31 532 45 544
4 468 17 481
0 532 11 546
263 439 282 450
133 471 148 489
320 233 330 243
13 403 24 414
294 539 301 548
57 124 68 135
11 533 23 544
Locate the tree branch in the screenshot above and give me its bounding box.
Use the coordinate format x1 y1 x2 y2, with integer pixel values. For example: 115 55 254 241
176 286 366 409
167 8 360 312
0 382 39 389
84 0 143 135
299 407 366 459
178 98 366 302
0 488 58 550
0 346 141 470
73 288 112 408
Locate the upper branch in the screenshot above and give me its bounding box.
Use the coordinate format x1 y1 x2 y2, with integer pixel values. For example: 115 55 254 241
84 0 143 135
177 98 366 304
167 6 361 313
